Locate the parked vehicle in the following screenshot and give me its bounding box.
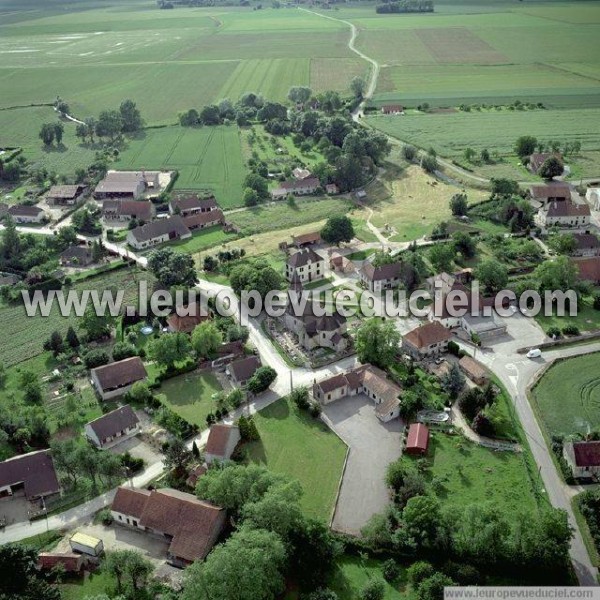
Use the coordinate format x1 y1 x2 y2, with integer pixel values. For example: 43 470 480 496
69 533 104 557
526 348 542 359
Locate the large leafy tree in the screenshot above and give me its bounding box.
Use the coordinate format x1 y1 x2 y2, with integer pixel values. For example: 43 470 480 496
247 366 277 395
95 109 123 141
80 304 115 341
321 215 355 245
147 248 197 288
539 156 564 180
288 86 312 104
475 259 509 294
534 255 577 292
182 527 287 600
355 318 400 369
119 99 144 132
191 321 223 359
148 332 192 370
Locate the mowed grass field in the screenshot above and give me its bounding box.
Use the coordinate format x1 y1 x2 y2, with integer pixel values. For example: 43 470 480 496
117 125 245 208
531 353 600 438
245 397 347 521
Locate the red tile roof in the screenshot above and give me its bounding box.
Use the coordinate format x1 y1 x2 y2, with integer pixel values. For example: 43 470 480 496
38 553 83 572
182 209 224 229
406 423 429 454
292 232 321 246
403 321 452 350
111 486 151 519
546 200 590 218
573 256 600 283
529 183 571 200
572 441 600 467
229 355 261 383
205 424 240 458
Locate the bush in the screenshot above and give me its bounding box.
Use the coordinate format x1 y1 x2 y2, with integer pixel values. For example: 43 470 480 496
381 558 399 582
121 451 145 474
562 325 580 336
546 327 561 339
309 403 322 418
98 508 113 526
290 386 310 410
407 561 435 586
112 341 138 361
83 349 110 369
360 577 385 600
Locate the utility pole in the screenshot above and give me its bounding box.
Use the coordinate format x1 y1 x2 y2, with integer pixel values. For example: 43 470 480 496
289 370 293 393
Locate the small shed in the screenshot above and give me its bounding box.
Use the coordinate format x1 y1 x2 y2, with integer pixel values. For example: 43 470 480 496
405 423 429 455
458 355 489 386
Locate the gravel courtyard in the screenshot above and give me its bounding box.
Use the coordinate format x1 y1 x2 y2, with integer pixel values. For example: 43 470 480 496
323 394 403 535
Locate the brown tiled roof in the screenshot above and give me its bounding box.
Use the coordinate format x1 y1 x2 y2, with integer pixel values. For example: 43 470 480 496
186 464 207 488
229 355 261 382
292 232 321 246
0 450 60 499
139 489 225 562
382 104 403 113
87 405 139 441
529 182 571 200
406 423 429 452
316 372 348 394
316 364 401 403
172 196 217 212
48 185 84 199
103 199 153 221
529 152 562 173
546 200 590 218
287 247 323 268
280 177 320 191
59 246 92 263
182 209 224 229
361 261 402 282
573 233 600 251
572 441 600 467
404 321 452 350
112 486 151 519
166 305 209 333
459 356 488 381
38 553 83 572
205 424 240 458
8 204 44 217
573 256 600 282
129 215 190 243
91 357 147 392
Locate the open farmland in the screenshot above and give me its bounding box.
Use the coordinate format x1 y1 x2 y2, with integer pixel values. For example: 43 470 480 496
366 108 600 177
332 3 600 110
117 125 245 208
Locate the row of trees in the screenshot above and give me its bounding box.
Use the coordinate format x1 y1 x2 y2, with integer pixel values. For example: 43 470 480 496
75 99 144 144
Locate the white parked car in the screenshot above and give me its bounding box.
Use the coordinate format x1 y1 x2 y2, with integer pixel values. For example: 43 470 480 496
526 348 542 359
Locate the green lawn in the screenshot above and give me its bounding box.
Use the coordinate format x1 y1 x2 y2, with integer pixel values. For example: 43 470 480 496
229 197 355 237
170 226 237 254
60 570 117 600
156 370 223 430
245 397 347 522
14 530 62 552
530 352 600 438
415 432 539 515
535 294 600 334
328 555 411 600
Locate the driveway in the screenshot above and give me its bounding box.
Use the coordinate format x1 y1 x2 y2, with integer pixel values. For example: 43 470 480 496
54 522 169 567
323 395 403 535
107 437 163 466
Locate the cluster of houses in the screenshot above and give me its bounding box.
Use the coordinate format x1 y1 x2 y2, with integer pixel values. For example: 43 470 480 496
270 167 339 200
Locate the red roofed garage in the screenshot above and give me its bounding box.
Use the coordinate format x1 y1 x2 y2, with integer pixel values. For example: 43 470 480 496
405 423 429 455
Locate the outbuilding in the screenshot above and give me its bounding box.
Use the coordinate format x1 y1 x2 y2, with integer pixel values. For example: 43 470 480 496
405 423 429 455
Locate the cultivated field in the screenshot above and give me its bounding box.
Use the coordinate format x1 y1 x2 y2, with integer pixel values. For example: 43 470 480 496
117 125 245 208
335 3 600 109
0 265 150 368
531 353 600 438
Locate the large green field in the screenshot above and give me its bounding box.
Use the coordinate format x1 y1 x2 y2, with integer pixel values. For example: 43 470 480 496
117 125 246 208
245 397 347 522
366 109 600 159
531 353 600 437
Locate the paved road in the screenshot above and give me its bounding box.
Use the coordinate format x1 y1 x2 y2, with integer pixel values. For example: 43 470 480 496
461 314 600 586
